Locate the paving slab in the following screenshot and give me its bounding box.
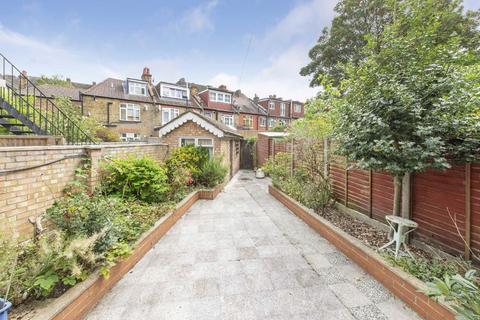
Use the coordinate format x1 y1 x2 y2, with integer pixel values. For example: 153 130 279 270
86 170 420 320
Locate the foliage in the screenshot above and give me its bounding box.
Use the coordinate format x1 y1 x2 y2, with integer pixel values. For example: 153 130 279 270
263 152 332 213
100 155 169 203
197 156 228 188
300 0 392 86
94 127 120 142
165 145 209 184
270 124 287 132
384 254 464 283
35 75 71 87
426 270 480 320
331 0 480 177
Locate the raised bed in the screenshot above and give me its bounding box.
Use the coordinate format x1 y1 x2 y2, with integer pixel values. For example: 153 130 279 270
28 187 223 320
269 184 456 320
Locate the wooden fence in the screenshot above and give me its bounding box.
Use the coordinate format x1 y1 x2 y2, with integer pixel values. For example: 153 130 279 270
260 136 480 261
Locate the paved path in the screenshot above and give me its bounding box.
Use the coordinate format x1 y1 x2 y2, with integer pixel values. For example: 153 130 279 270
86 170 419 320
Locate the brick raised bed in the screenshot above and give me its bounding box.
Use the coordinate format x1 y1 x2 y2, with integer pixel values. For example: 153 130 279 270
30 187 222 320
269 185 456 320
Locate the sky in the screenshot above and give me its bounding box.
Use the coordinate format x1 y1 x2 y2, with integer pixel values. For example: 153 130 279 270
0 0 479 102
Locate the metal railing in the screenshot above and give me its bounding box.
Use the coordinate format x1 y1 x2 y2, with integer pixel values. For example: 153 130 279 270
0 53 95 144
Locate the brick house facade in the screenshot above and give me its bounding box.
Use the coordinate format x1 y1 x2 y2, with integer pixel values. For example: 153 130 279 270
257 95 305 130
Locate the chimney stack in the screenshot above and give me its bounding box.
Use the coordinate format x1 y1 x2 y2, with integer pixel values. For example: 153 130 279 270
219 84 227 90
253 94 259 103
141 67 152 84
19 70 28 89
191 85 198 96
234 89 241 97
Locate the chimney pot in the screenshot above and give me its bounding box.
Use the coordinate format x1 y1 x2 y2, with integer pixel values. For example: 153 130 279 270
141 67 152 84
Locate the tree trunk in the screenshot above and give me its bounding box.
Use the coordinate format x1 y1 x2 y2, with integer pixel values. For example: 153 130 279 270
389 174 404 239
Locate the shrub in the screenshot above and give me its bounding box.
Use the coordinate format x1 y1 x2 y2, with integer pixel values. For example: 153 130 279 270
165 145 209 184
100 155 169 203
197 156 228 188
426 270 480 320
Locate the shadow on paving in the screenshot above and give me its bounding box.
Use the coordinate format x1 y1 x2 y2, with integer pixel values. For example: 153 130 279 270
86 170 420 320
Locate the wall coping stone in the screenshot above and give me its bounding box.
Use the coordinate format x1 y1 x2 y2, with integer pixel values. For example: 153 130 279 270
0 143 168 152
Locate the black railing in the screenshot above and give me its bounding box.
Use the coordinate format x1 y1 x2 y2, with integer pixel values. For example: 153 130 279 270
0 53 95 144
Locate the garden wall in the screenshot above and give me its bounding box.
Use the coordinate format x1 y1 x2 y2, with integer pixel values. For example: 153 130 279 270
0 143 169 240
259 135 480 260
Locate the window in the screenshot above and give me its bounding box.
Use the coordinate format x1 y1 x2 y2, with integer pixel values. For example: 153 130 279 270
268 118 275 127
243 115 253 128
161 84 188 99
222 115 234 128
128 81 147 96
121 132 141 142
180 137 214 157
120 104 140 121
204 111 214 119
259 117 266 127
209 90 232 103
280 103 286 116
162 108 179 125
269 101 275 110
294 104 302 113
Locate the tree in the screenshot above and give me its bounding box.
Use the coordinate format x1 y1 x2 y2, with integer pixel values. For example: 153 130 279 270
300 0 392 87
36 75 71 87
301 0 480 87
331 0 480 217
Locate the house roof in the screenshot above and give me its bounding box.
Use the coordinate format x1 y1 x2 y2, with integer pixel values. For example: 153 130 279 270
82 78 155 103
232 91 267 115
28 84 83 101
156 111 242 139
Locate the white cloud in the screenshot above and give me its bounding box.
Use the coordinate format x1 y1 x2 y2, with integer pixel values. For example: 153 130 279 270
210 0 336 101
0 24 182 84
180 0 219 33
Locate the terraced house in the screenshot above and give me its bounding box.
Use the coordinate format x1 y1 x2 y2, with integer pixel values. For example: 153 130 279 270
13 67 304 141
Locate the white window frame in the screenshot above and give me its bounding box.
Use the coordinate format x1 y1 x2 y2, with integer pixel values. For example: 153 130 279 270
179 137 214 156
209 90 232 103
162 108 180 125
259 117 266 127
121 132 141 142
269 101 275 110
268 118 275 127
243 115 253 128
294 103 302 112
222 114 234 128
280 103 286 116
120 103 140 121
128 81 147 96
160 83 189 99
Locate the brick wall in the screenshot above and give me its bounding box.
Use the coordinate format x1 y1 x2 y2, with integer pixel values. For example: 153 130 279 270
0 143 168 240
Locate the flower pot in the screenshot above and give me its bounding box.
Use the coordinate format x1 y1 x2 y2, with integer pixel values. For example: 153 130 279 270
255 168 265 179
0 299 12 320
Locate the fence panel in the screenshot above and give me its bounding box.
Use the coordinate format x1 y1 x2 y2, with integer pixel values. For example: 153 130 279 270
470 164 480 259
412 165 466 256
347 168 370 215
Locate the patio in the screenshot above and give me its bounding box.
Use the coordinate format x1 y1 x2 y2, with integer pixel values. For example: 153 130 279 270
85 170 419 320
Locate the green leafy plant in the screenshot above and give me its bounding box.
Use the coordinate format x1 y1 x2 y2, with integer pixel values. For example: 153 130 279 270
197 156 228 188
100 155 169 203
426 270 480 320
165 145 209 184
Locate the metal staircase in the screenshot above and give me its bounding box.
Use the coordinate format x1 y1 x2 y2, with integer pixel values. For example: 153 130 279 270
0 53 95 144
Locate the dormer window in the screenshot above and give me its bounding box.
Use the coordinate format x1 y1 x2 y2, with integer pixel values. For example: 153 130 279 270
128 81 147 96
209 90 232 103
269 101 275 110
161 84 188 99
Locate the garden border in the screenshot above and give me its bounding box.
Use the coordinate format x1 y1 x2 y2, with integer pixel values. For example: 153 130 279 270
269 184 456 320
30 185 223 320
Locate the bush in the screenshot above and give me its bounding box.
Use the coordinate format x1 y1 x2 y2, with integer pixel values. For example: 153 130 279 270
197 156 228 188
426 270 480 319
263 153 332 213
165 145 209 184
100 155 169 203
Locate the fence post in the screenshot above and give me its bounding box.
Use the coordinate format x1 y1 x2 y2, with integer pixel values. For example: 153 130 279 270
323 137 329 177
369 169 373 218
465 163 472 260
344 159 349 207
85 146 103 193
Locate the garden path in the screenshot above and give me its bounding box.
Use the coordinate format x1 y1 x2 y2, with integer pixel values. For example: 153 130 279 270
86 170 420 320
